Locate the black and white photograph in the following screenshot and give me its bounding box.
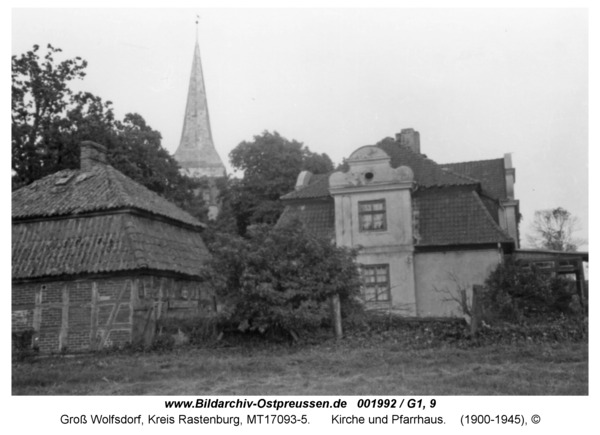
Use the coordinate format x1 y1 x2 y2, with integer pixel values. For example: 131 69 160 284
9 5 592 430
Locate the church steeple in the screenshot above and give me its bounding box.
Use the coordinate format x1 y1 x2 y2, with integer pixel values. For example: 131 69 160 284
174 37 226 178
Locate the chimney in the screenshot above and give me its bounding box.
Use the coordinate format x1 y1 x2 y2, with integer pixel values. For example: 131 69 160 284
504 153 515 199
80 141 108 172
396 128 421 154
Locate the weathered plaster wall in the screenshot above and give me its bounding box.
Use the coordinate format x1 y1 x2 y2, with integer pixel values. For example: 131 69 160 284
333 189 413 248
12 276 214 352
333 189 416 314
414 249 501 317
356 249 416 314
329 146 417 313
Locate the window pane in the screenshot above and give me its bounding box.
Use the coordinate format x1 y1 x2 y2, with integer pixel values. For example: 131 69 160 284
363 268 375 277
375 266 386 275
360 214 373 229
373 213 384 229
376 269 387 282
364 287 376 302
376 286 389 300
362 265 390 302
359 201 386 231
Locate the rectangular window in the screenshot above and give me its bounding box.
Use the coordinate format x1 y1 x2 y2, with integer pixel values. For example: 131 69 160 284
358 200 386 231
361 264 390 302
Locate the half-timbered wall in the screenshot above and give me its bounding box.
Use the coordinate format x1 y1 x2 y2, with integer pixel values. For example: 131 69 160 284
12 275 214 353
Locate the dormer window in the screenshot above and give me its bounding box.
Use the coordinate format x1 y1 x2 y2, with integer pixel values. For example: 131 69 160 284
359 199 386 231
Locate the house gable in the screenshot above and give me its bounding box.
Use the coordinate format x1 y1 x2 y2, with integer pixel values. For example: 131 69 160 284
327 146 417 313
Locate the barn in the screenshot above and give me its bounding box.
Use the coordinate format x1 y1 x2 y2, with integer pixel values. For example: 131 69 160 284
12 141 213 352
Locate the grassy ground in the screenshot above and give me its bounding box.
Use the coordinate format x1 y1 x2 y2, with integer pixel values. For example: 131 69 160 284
12 340 588 395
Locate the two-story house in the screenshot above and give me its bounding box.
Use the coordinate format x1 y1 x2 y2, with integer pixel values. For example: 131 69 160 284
279 128 518 317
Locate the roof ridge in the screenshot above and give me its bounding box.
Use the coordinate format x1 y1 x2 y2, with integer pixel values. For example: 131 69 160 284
102 165 204 228
378 142 477 187
280 174 332 200
399 144 480 184
441 157 504 165
12 164 205 228
470 191 513 241
103 165 134 207
280 140 491 201
439 158 508 200
439 166 480 184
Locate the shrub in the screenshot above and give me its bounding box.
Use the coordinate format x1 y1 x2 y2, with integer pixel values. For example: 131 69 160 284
342 311 587 349
151 333 175 352
12 329 37 360
156 316 219 346
482 257 578 323
206 219 363 339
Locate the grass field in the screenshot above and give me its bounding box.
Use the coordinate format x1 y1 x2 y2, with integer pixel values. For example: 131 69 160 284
12 339 588 395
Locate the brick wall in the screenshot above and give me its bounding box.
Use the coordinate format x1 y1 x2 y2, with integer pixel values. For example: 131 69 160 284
12 275 214 353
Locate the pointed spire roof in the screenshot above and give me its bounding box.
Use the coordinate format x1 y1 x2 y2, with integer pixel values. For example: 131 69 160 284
174 39 226 178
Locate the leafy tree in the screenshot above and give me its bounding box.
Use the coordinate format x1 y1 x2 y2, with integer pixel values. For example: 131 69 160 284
482 257 576 324
207 219 362 338
12 44 88 186
227 131 334 234
526 207 586 252
12 44 207 220
200 177 241 247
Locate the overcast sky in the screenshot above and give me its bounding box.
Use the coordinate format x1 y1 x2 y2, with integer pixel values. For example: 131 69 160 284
11 8 588 248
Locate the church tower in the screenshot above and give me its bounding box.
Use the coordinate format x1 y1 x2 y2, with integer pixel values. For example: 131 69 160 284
174 33 226 218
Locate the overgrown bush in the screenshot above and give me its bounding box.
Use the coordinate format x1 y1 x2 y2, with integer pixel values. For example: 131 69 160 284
482 257 578 323
476 315 587 344
206 219 363 339
342 311 587 349
151 333 175 352
12 329 37 360
156 316 219 345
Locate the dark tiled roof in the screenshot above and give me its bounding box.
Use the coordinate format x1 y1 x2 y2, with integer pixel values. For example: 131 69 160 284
281 138 477 200
478 194 501 225
277 200 335 240
413 187 512 246
12 214 210 280
278 187 511 246
280 174 332 200
439 158 507 200
12 164 203 228
376 139 478 187
279 138 514 247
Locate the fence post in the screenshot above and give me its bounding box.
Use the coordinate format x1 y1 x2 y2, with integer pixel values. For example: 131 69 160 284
471 285 483 336
330 294 343 340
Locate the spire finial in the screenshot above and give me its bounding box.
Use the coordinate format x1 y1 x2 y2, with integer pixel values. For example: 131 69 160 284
195 14 200 43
